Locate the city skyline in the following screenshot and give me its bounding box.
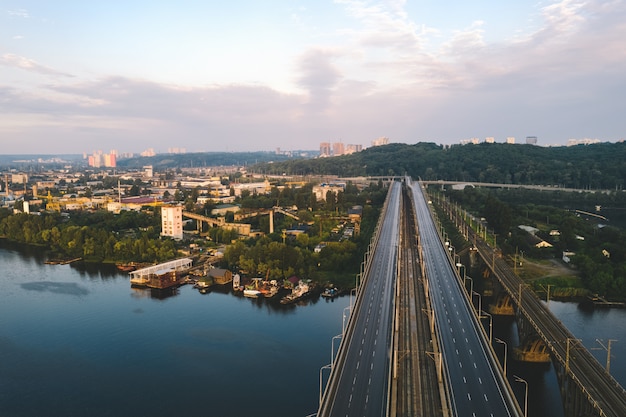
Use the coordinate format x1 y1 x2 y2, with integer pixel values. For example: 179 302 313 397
1 0 625 154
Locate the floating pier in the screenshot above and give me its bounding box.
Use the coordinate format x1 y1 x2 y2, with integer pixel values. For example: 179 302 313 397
129 258 193 289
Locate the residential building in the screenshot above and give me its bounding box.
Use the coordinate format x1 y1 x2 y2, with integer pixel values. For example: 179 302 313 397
332 142 345 156
320 142 331 157
371 137 389 147
161 205 184 240
567 138 601 146
312 183 345 201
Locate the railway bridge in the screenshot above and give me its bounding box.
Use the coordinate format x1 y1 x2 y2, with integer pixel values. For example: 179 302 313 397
437 192 626 417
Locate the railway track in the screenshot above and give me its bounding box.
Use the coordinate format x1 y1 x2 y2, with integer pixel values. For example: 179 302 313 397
392 186 444 416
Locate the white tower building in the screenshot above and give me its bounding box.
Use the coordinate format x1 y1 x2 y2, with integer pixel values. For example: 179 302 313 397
161 206 183 240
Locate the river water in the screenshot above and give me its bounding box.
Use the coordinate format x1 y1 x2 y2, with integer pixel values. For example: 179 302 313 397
491 299 626 417
1 242 625 417
0 242 348 417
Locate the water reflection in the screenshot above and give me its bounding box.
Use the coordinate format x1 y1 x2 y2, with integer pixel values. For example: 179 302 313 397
71 261 121 279
491 315 565 417
130 286 180 300
20 281 89 296
0 239 47 263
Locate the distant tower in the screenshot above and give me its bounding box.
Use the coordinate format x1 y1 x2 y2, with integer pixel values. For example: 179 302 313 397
526 136 538 145
161 206 184 240
332 142 345 156
319 142 331 157
506 137 516 144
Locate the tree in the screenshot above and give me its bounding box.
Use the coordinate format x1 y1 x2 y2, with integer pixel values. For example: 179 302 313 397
128 184 140 196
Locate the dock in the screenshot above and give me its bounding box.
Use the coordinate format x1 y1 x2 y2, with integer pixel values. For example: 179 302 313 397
129 258 193 289
587 294 625 308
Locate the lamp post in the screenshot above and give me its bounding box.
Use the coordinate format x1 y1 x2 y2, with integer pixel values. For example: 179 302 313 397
464 275 474 295
331 334 342 366
495 337 508 376
319 364 332 405
350 287 357 310
342 307 351 334
472 291 482 315
481 311 493 342
514 375 528 417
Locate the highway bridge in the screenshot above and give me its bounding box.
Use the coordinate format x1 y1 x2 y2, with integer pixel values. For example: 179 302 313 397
317 179 521 417
436 195 626 417
410 181 519 417
318 181 401 416
317 178 626 417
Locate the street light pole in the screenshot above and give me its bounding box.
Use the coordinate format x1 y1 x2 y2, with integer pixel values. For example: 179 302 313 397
481 311 493 342
495 337 508 376
464 276 473 295
472 291 482 315
514 375 528 417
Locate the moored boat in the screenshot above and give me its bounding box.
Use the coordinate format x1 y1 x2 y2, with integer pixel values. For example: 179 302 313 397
280 281 311 304
243 289 261 298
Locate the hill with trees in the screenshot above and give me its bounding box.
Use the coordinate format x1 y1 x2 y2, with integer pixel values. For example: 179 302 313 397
255 142 626 190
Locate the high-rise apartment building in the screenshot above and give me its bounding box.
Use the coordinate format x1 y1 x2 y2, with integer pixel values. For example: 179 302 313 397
319 142 331 157
371 137 389 147
332 142 345 156
87 150 116 168
526 136 538 145
506 137 516 144
161 206 183 240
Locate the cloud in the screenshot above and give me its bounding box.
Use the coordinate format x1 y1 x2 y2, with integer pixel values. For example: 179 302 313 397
295 49 342 112
2 0 625 152
0 76 318 151
7 9 29 18
1 54 73 78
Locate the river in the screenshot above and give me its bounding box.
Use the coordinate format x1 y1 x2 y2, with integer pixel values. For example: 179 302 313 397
1 242 625 417
0 242 347 417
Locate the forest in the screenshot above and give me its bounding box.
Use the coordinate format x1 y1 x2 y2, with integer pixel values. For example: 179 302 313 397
255 142 626 190
0 209 176 263
212 180 388 287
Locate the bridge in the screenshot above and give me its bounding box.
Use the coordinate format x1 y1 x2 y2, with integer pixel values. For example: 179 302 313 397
437 194 626 417
316 178 626 417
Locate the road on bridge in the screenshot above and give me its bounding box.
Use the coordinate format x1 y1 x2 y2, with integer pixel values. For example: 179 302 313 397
411 181 520 417
318 181 401 417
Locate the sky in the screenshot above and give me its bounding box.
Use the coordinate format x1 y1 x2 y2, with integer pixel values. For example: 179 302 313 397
1 0 625 154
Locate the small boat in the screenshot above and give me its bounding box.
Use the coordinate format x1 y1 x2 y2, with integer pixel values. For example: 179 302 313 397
116 263 137 272
280 281 311 304
243 289 261 298
259 280 280 298
321 287 339 298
